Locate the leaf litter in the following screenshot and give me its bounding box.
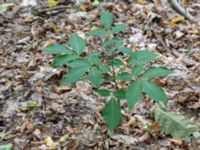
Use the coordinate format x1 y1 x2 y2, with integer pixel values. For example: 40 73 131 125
0 0 200 149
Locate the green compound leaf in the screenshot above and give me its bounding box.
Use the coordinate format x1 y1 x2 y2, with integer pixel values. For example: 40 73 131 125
128 50 158 64
142 67 172 78
119 47 133 56
102 38 122 50
102 97 121 130
100 11 113 28
142 80 167 104
67 59 90 68
43 44 71 54
126 80 142 110
68 33 86 55
51 54 78 66
0 144 13 150
111 38 123 45
99 64 111 73
95 89 110 96
89 28 108 36
109 58 124 67
102 39 113 48
114 89 126 100
87 52 101 65
154 104 200 141
106 38 123 54
111 24 128 34
116 72 132 81
132 63 144 77
60 66 89 85
88 67 103 87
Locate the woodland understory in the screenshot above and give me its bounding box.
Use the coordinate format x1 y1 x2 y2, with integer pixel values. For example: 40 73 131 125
0 0 200 149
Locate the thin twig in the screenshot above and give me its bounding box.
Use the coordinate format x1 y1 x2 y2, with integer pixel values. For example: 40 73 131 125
169 0 195 22
35 5 69 16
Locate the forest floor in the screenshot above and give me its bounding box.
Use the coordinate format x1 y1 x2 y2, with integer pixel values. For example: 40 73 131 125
0 0 200 149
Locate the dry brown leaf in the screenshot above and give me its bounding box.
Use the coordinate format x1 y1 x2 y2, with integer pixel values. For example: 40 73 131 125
169 16 185 25
54 85 72 94
26 122 35 133
170 139 188 148
110 134 138 145
151 121 160 132
137 0 146 4
122 115 147 129
190 100 200 110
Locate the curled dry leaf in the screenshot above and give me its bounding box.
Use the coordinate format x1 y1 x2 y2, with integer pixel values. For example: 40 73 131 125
33 129 42 139
54 85 72 94
26 122 35 133
44 136 58 149
190 100 200 110
170 139 188 149
122 115 147 129
110 134 138 145
28 66 60 84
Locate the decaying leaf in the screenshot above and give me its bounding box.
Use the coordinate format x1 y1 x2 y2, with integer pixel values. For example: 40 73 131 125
110 134 138 145
0 3 14 13
44 136 58 149
154 104 200 141
21 0 37 6
48 0 59 7
137 0 146 4
19 100 37 111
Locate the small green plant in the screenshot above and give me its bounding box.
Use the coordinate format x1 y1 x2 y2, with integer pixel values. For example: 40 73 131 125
43 11 171 129
43 11 199 141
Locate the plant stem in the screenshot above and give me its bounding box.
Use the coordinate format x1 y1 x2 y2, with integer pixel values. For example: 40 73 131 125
107 33 118 90
111 52 118 90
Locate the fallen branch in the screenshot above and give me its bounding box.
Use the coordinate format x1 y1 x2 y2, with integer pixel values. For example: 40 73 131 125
169 0 195 22
34 5 69 16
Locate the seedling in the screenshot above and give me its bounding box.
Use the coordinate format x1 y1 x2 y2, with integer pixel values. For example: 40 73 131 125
43 10 171 129
43 11 199 141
